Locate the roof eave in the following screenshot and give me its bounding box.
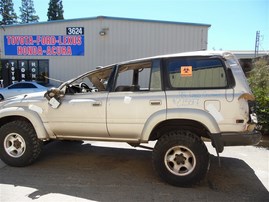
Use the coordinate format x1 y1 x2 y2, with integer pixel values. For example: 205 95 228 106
1 15 211 28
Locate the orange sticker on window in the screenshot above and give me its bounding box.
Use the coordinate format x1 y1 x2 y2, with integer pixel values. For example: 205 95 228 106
181 66 192 77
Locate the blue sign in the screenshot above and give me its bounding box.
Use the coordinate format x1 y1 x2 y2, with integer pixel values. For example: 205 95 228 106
4 35 85 56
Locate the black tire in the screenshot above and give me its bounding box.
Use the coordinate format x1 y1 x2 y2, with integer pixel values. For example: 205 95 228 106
0 94 4 101
152 130 209 187
0 120 43 167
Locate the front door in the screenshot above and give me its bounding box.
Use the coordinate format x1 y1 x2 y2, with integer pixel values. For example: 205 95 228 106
45 92 109 138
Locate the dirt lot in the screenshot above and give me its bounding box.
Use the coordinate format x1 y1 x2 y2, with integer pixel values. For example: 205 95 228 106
0 141 268 202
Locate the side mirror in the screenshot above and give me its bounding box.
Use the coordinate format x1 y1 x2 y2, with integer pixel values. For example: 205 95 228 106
44 88 64 109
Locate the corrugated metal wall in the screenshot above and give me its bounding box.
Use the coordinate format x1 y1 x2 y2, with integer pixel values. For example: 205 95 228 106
0 17 209 85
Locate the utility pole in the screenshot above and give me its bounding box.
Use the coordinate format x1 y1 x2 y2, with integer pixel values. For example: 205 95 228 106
254 31 260 58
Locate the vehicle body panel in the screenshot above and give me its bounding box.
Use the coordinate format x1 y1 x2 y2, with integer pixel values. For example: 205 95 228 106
44 92 109 137
107 91 166 139
0 51 261 149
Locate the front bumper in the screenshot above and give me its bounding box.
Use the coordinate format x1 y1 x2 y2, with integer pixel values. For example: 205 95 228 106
210 130 262 153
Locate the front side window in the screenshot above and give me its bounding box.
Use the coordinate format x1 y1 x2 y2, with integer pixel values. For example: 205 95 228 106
167 58 227 89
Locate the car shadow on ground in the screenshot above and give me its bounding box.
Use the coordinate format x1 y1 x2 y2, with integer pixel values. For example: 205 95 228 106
0 141 268 201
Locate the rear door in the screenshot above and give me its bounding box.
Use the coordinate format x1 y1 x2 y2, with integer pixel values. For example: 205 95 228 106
106 60 166 139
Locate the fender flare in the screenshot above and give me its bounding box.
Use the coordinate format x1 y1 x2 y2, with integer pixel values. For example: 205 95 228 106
141 108 221 141
0 107 49 139
141 109 167 141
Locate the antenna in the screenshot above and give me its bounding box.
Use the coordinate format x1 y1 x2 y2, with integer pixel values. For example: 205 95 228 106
254 31 260 58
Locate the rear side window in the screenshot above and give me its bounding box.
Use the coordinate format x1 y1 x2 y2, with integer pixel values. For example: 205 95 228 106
167 58 227 89
114 61 152 91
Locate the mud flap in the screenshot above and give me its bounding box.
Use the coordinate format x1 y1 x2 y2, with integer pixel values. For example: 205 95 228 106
209 133 224 166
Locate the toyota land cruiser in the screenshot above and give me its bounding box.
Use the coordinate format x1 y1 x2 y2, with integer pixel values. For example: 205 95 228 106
0 51 261 186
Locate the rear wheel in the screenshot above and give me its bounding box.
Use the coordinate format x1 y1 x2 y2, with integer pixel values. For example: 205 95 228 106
152 129 209 187
0 120 43 167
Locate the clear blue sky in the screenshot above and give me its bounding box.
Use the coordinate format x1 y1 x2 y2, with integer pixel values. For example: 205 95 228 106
12 0 269 51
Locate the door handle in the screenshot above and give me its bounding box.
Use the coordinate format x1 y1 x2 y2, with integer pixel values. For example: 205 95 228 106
150 100 161 105
92 101 102 106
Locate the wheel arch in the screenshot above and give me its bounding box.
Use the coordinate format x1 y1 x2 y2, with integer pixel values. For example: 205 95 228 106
0 107 49 139
141 108 221 142
148 119 211 141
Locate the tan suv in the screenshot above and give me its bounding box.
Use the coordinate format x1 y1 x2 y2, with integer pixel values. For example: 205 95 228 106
0 51 261 186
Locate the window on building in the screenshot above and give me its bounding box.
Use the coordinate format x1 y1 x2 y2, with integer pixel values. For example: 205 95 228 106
1 59 49 87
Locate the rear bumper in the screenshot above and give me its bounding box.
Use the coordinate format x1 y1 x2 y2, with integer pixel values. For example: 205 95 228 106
220 130 262 146
210 130 262 153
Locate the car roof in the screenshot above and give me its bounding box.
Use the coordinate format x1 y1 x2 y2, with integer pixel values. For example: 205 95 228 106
113 51 234 66
90 50 233 74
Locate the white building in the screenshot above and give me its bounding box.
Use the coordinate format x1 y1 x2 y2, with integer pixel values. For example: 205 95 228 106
0 16 210 86
232 50 269 72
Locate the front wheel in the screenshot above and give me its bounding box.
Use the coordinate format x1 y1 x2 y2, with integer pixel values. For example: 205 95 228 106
0 120 43 167
152 130 209 187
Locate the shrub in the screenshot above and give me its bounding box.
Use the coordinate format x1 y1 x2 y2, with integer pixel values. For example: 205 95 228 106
248 57 269 134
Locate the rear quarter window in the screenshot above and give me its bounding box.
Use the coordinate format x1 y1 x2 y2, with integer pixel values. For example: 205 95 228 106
167 58 227 89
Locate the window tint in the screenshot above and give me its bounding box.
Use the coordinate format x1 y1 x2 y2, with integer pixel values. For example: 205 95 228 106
167 58 227 88
8 83 37 89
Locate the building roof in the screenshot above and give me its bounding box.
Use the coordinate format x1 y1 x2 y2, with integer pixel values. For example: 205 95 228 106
231 50 269 59
1 16 211 28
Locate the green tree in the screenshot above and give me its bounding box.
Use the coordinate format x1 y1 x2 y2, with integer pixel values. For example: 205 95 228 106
0 0 18 25
47 0 64 21
248 57 269 133
19 0 39 23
